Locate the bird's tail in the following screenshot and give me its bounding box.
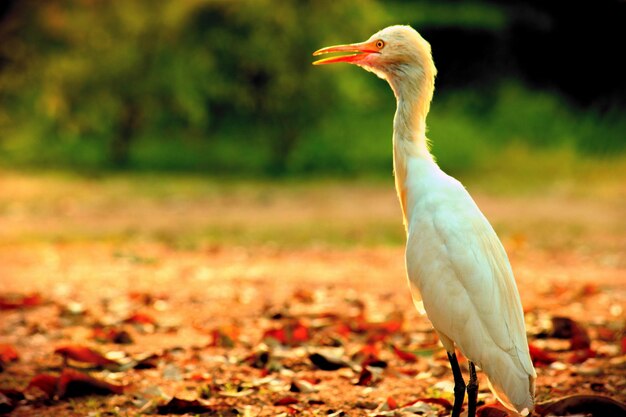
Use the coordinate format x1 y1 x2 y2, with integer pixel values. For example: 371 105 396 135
487 375 535 416
482 352 536 415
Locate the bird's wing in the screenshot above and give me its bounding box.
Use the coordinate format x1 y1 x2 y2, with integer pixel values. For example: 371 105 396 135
406 184 534 377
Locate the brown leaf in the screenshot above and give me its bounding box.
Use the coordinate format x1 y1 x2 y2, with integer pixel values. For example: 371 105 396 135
0 388 24 414
208 325 239 348
0 392 15 414
92 327 133 344
535 394 626 417
156 397 214 414
54 345 120 368
0 389 24 402
0 293 42 310
57 368 124 398
274 396 299 406
551 316 591 350
476 404 513 416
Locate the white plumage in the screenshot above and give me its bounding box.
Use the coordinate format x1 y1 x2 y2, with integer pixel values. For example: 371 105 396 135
314 25 536 416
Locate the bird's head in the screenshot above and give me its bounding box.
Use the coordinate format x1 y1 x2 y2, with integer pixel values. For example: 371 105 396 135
313 25 436 87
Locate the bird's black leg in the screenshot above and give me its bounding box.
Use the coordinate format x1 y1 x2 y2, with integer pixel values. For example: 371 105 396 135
466 361 478 417
447 352 466 417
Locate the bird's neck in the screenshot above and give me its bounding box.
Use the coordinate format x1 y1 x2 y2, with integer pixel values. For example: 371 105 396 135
388 67 435 227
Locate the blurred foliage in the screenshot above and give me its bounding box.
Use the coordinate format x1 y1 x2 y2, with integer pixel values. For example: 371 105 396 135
0 0 624 176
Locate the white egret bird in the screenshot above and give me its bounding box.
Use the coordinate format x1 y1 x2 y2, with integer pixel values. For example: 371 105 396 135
313 26 536 417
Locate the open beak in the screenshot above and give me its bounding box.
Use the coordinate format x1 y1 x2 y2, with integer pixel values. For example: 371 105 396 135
312 40 379 65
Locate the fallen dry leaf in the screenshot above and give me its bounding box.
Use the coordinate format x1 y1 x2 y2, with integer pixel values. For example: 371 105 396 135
26 373 59 398
535 394 626 417
0 344 19 363
57 368 124 398
263 319 310 347
528 343 557 366
26 369 124 399
391 344 418 363
92 327 133 344
0 389 24 415
355 367 374 386
476 404 512 416
54 345 121 368
274 396 299 406
551 316 591 350
309 352 348 371
156 397 214 414
0 293 42 310
567 347 597 364
124 312 157 325
408 397 453 412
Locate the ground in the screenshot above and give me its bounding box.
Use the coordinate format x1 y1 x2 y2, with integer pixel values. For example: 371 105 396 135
0 171 625 416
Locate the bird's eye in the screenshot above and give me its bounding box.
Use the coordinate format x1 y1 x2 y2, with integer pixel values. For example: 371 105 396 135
376 40 385 49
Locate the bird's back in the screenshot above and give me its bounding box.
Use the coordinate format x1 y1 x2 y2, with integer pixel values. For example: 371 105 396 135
402 157 536 414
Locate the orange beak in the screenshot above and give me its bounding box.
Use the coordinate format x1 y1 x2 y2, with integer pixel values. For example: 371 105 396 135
312 40 380 65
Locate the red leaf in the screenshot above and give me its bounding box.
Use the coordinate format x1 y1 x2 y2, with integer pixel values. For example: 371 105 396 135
387 396 398 410
580 283 599 297
622 336 626 354
0 293 42 310
263 320 310 347
358 343 380 358
291 321 310 344
332 322 352 338
263 328 288 345
528 343 556 366
57 369 124 398
0 344 19 363
156 397 213 414
274 396 299 406
124 312 157 325
567 348 596 364
26 374 59 398
356 367 374 386
54 345 120 368
355 318 403 341
392 344 418 363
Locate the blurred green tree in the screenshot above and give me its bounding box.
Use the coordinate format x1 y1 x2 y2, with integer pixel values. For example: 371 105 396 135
0 0 382 171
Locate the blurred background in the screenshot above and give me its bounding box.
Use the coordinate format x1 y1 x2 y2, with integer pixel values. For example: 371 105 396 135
1 0 624 179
